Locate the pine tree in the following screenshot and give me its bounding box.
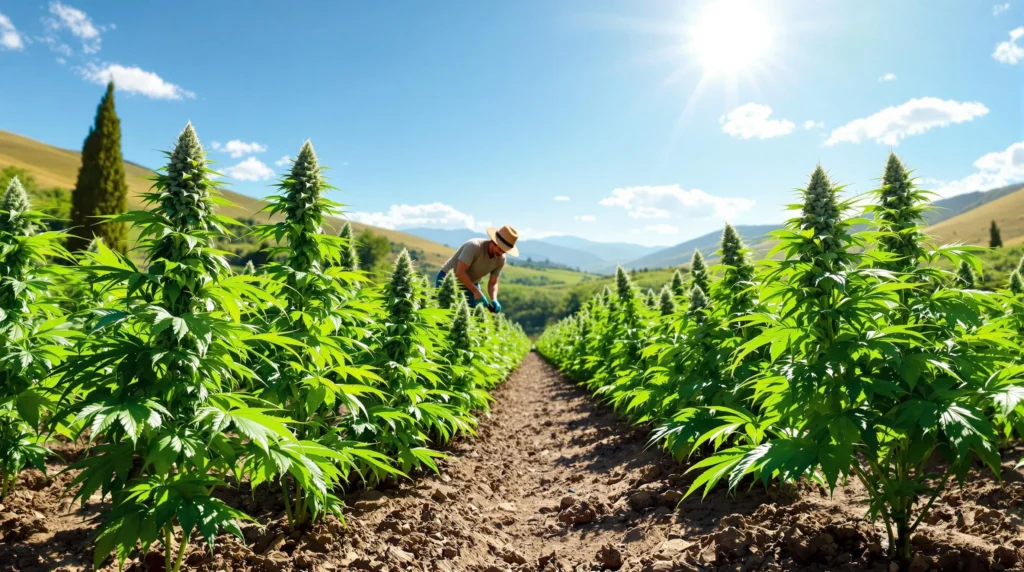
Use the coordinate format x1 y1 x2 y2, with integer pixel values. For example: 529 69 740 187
690 250 709 295
338 221 360 271
989 220 1003 248
69 82 129 253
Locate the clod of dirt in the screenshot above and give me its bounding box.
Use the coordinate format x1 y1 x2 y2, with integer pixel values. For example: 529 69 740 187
596 544 623 570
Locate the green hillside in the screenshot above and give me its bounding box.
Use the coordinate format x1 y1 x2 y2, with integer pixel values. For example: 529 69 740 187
0 129 455 269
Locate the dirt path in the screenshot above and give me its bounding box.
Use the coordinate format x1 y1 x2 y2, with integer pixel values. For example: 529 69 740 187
3 351 1023 571
326 351 773 571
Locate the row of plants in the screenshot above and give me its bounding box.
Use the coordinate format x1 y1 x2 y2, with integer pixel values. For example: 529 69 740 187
0 123 529 570
537 153 1024 562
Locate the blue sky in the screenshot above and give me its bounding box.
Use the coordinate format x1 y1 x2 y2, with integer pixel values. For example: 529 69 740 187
1 0 1021 246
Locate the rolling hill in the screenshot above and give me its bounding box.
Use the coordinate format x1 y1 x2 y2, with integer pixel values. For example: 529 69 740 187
624 224 781 270
925 185 1024 247
0 129 455 268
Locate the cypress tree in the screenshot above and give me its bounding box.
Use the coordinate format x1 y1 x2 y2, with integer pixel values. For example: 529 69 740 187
989 220 1003 248
69 82 129 253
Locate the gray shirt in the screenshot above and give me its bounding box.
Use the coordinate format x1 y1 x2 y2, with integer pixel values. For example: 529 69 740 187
440 238 505 283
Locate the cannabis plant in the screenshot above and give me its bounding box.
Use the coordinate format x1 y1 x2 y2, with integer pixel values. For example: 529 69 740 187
0 177 74 499
436 271 461 310
252 140 396 526
58 124 312 570
338 221 360 272
689 250 709 296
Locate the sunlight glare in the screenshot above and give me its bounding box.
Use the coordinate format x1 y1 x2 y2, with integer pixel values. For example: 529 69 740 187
690 0 774 76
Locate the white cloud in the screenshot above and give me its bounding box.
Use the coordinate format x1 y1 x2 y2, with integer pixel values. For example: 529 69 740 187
210 140 267 158
993 26 1024 64
644 224 679 235
599 185 755 220
574 215 597 222
878 72 897 82
80 63 195 100
56 57 66 65
719 103 795 140
47 2 101 53
930 141 1024 198
274 155 291 167
825 97 989 146
803 120 824 130
222 157 274 182
0 13 24 50
993 3 1011 15
554 195 570 201
348 202 484 231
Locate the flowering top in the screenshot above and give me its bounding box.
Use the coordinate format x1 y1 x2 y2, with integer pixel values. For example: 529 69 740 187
284 141 327 273
338 222 359 272
658 285 676 317
690 250 710 296
0 176 33 236
159 123 213 231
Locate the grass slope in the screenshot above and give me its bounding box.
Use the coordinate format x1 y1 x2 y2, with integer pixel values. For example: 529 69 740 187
0 129 453 268
925 186 1024 247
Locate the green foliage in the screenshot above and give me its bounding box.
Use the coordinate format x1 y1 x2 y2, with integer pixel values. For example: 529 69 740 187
957 260 977 289
356 229 392 276
0 120 530 570
0 176 72 500
69 82 129 253
538 153 1024 563
990 220 1003 248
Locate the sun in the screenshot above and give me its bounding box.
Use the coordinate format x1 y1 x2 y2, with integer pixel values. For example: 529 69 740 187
689 0 774 76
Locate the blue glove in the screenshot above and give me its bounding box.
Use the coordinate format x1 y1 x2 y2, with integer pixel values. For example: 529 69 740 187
489 299 502 314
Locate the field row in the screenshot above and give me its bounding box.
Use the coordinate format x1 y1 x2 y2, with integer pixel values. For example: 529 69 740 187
538 153 1024 568
0 123 529 570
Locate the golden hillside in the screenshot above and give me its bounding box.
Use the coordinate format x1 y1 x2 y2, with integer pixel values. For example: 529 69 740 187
0 129 454 267
925 187 1024 247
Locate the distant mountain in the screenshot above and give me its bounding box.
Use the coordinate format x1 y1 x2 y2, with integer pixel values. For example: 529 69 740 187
540 236 663 263
624 224 782 270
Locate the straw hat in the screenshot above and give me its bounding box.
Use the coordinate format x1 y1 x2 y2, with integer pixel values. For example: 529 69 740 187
487 225 520 257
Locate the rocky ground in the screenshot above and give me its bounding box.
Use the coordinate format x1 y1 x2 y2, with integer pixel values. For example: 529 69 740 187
2 351 1023 571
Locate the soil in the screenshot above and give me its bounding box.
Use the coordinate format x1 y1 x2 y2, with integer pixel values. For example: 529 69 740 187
2 351 1023 572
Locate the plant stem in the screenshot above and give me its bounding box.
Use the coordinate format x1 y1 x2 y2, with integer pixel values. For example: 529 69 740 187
282 477 294 527
909 471 951 533
172 530 190 572
164 526 173 572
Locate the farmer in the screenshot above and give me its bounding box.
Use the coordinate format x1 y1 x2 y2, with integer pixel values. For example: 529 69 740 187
436 225 519 313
